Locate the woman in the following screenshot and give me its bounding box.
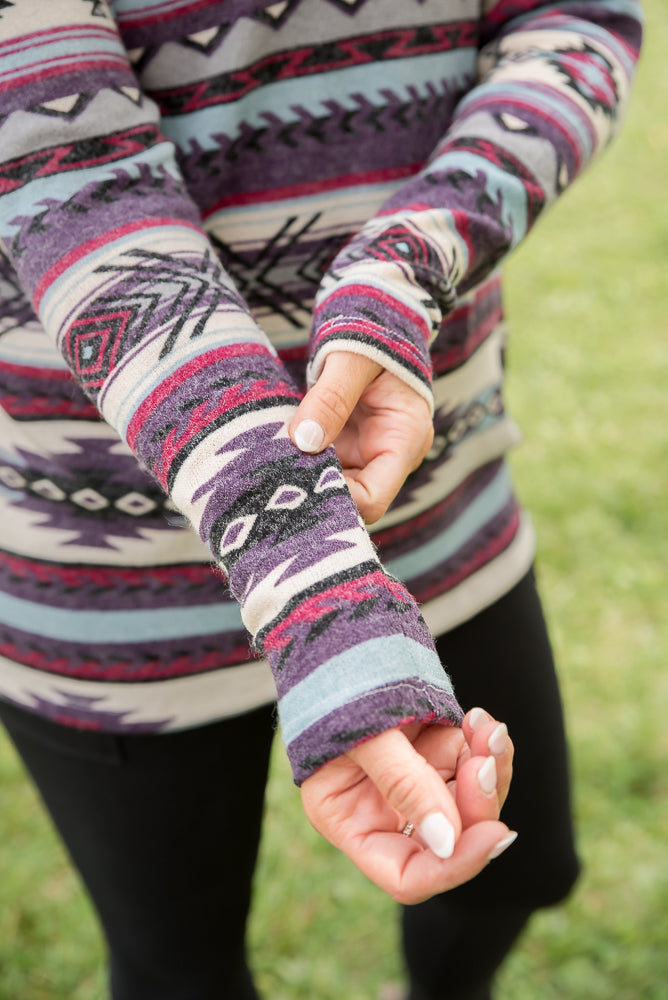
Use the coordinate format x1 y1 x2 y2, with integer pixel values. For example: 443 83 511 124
0 1 641 997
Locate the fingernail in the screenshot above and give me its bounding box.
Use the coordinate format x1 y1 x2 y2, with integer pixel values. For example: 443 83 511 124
488 831 518 860
468 707 489 732
488 722 509 756
477 756 497 796
419 813 456 859
294 419 325 453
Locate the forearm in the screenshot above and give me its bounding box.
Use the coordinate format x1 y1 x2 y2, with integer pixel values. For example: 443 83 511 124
310 0 643 390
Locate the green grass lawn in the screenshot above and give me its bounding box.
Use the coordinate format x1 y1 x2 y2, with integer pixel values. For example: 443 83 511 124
1 4 666 997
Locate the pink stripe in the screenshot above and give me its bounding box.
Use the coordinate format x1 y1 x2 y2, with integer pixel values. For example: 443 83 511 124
316 319 429 376
204 164 421 217
0 57 128 91
33 217 203 310
0 23 118 54
125 342 282 451
0 359 74 379
318 281 432 341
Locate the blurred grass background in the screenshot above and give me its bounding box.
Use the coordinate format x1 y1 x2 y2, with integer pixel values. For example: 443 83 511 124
0 2 665 997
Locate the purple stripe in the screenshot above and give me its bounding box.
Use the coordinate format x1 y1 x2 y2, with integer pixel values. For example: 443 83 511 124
375 461 505 563
0 66 135 115
8 169 200 299
0 559 233 613
264 574 436 695
118 0 250 51
0 622 250 679
178 84 468 213
408 496 521 602
1 691 173 733
287 681 463 785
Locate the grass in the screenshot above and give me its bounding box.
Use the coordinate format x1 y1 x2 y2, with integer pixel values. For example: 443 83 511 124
1 3 666 997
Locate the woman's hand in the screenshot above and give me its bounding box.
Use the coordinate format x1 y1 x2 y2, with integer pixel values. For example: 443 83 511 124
289 351 433 524
300 709 516 904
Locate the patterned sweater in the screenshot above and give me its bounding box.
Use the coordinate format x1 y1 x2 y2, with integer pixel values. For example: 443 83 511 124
0 0 641 782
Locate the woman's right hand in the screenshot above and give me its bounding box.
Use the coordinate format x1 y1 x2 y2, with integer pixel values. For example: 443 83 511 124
300 708 516 904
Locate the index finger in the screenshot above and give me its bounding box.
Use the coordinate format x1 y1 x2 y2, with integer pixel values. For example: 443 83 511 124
343 449 415 524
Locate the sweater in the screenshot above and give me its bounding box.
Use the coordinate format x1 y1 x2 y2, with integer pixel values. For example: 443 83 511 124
0 0 641 782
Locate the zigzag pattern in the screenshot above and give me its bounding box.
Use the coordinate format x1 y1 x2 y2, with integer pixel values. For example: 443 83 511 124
434 135 545 229
260 564 422 673
63 247 248 398
0 125 161 197
0 550 224 606
153 21 477 114
126 347 301 492
191 86 461 163
8 166 196 271
209 216 342 326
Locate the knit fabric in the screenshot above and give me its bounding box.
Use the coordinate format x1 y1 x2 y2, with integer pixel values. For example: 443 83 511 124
0 0 641 782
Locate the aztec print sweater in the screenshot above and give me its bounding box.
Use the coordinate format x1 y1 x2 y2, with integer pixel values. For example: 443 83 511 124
0 0 641 782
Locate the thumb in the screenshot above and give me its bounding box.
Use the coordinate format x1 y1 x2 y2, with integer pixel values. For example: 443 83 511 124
349 727 462 859
290 351 382 454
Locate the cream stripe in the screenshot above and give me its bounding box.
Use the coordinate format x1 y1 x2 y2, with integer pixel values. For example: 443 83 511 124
0 656 276 730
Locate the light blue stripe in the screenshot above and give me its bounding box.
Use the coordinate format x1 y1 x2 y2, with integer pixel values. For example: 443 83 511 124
161 51 475 150
385 462 514 582
113 0 191 12
0 346 68 370
0 142 180 240
279 634 452 745
0 592 243 642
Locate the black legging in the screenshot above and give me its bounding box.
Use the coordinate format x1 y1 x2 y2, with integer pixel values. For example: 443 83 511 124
403 569 581 1000
0 570 579 1000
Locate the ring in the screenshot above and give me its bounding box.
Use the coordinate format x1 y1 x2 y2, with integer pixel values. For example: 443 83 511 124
401 822 415 838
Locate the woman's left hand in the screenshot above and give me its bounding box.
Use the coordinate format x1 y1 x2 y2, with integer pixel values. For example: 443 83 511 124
289 351 433 524
300 709 515 904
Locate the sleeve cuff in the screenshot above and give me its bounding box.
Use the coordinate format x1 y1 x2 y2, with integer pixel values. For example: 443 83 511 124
278 633 463 784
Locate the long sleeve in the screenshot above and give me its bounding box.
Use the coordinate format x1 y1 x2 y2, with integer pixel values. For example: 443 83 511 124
0 1 462 783
309 0 643 407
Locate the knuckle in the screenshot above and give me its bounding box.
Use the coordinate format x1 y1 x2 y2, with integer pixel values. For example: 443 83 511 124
316 379 354 426
376 758 429 817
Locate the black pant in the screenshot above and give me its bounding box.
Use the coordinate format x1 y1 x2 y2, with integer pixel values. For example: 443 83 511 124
403 570 581 1000
0 571 579 1000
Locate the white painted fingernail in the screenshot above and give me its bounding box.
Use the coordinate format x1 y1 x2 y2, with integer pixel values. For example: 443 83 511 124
477 756 497 796
419 813 456 859
294 419 325 453
468 707 489 732
488 831 518 860
488 722 509 756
